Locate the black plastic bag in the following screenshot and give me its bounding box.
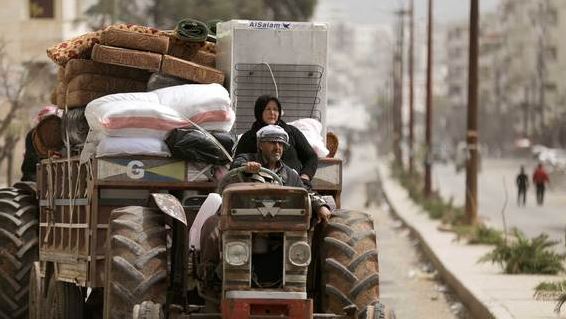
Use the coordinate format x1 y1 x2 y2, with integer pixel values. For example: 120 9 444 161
166 128 235 165
61 107 89 146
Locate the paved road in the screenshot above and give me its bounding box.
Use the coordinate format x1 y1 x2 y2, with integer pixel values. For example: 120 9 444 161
341 142 468 319
434 158 566 249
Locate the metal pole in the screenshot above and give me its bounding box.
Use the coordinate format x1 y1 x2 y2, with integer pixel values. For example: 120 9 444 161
424 0 433 196
399 10 405 169
393 10 406 166
409 0 415 174
465 0 479 225
392 47 400 160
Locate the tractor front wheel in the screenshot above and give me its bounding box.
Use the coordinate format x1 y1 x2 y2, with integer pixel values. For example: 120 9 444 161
321 210 394 319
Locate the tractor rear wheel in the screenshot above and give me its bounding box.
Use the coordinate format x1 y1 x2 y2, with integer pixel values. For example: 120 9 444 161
321 210 392 319
0 186 39 319
103 206 168 319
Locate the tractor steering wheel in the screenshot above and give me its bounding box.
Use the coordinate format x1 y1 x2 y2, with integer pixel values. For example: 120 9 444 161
218 166 284 193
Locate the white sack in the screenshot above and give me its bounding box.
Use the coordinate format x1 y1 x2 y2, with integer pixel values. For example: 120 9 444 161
96 136 171 157
153 84 235 132
85 84 235 139
288 118 329 157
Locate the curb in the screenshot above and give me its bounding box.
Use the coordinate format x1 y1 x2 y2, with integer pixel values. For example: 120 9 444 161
377 164 514 319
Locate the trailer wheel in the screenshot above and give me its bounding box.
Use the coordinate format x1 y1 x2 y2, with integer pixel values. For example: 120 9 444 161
0 186 38 319
104 207 167 319
133 301 164 319
28 262 43 319
44 275 84 318
321 210 383 318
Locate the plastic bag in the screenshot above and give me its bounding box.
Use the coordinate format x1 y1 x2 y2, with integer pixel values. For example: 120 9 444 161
165 128 235 165
147 73 192 91
61 107 89 146
288 118 329 157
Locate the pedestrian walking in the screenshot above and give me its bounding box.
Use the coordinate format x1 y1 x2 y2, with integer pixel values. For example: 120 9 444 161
516 166 528 206
532 163 550 205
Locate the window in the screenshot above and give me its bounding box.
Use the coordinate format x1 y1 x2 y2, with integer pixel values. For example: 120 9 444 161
545 46 558 61
544 82 557 91
547 8 559 26
30 0 54 18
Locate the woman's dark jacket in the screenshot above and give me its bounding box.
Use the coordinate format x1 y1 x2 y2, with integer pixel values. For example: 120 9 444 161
234 120 318 180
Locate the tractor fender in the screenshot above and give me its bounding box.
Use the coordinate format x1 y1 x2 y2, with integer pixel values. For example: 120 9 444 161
150 193 187 226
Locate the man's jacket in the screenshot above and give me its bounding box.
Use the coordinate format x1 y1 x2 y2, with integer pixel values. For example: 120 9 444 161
231 153 328 215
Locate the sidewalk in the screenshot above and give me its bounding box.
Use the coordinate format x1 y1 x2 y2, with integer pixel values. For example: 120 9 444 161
377 161 564 319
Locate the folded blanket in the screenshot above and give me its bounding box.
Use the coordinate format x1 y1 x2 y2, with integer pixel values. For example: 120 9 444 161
92 44 162 72
65 59 151 83
47 31 102 66
67 73 147 94
167 36 203 61
174 18 209 42
46 23 165 66
56 83 67 108
201 41 216 54
50 87 57 105
189 50 215 68
57 67 65 81
101 27 169 54
161 55 224 84
66 90 109 109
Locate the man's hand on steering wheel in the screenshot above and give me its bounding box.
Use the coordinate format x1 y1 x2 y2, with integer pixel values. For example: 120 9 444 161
245 161 262 174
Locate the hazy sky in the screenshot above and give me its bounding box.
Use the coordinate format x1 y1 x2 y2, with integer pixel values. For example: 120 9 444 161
313 0 500 27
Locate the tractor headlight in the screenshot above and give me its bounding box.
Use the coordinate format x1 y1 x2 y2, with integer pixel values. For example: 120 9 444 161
225 241 250 266
288 241 311 267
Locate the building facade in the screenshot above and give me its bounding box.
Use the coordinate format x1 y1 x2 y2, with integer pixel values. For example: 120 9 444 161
0 0 90 63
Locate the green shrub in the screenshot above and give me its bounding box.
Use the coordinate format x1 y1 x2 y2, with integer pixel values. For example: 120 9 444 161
479 229 565 274
454 224 503 245
534 280 566 313
389 161 465 224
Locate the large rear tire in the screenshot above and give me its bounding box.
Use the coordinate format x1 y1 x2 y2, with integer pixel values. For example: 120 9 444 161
0 186 38 319
44 275 84 319
103 206 168 319
321 210 384 318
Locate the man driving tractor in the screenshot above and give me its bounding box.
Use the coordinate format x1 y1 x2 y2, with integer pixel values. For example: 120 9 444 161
198 125 332 301
232 124 332 223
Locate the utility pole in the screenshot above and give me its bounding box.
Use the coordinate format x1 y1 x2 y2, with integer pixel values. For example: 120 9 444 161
465 0 479 225
408 0 415 174
394 9 406 167
393 9 407 166
424 0 433 196
537 0 548 133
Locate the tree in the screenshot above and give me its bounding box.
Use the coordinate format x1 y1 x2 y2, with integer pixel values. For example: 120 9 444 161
0 39 32 186
85 0 318 30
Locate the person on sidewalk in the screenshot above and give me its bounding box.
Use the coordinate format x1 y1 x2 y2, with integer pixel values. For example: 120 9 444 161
516 166 529 206
532 163 550 205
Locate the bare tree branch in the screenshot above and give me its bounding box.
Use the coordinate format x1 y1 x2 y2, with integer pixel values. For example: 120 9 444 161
0 39 31 138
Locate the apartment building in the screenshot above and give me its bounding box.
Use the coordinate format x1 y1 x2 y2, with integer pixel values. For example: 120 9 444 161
498 0 566 141
0 0 91 64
